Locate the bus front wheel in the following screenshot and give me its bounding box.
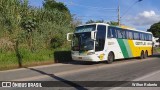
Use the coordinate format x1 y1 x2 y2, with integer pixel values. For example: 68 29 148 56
107 52 114 64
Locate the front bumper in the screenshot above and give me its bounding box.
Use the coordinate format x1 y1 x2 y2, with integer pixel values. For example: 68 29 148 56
72 54 101 62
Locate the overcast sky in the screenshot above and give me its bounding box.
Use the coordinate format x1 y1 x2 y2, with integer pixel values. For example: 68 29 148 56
28 0 160 31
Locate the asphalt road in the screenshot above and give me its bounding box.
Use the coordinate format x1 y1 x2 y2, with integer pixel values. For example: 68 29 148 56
0 54 160 90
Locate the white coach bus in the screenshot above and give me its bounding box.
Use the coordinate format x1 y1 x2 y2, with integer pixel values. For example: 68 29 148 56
67 23 153 63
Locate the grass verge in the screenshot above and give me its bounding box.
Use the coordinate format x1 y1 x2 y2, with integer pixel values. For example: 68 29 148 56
157 48 160 53
0 48 72 71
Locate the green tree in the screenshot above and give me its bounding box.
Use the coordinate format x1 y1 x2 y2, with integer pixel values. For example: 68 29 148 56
0 0 73 68
43 0 71 23
85 20 119 26
86 19 104 24
147 22 160 37
71 15 82 28
107 21 119 26
43 0 68 12
0 0 30 67
86 20 95 24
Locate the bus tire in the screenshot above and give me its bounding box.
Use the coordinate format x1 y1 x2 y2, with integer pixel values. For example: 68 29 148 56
144 51 148 59
107 52 114 64
140 51 144 59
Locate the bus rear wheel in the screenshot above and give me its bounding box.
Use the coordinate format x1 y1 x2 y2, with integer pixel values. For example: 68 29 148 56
144 51 148 59
107 52 114 64
140 51 144 59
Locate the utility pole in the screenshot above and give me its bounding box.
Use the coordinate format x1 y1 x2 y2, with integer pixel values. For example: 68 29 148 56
118 5 120 26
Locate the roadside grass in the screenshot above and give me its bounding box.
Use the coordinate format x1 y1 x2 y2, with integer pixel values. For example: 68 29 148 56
157 47 160 53
20 48 53 63
0 51 18 70
153 47 160 53
0 47 72 71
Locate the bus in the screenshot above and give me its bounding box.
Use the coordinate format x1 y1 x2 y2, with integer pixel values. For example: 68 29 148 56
67 23 153 63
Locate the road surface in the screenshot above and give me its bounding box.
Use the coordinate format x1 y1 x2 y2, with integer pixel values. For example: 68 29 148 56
0 54 160 90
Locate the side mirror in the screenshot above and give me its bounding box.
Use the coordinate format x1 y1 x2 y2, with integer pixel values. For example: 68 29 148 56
67 33 73 41
91 31 96 40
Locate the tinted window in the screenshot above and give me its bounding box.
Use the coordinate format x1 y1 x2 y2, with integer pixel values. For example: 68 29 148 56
96 25 106 51
140 33 145 40
146 34 149 41
133 32 140 40
108 27 152 41
126 31 133 39
144 34 147 41
149 35 152 41
117 29 126 39
107 28 112 38
107 27 117 38
145 34 152 41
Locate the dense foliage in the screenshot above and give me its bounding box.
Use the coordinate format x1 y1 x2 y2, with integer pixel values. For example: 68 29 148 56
148 22 160 37
86 20 119 26
0 0 74 69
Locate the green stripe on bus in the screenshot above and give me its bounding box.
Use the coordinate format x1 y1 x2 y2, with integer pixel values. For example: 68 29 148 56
117 39 129 58
123 39 133 57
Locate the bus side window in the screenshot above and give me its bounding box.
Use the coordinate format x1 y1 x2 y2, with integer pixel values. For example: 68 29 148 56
121 30 126 39
146 34 151 41
117 29 122 39
126 31 129 39
126 31 133 40
107 28 113 38
138 33 141 40
133 32 140 40
140 33 142 40
146 34 149 41
112 29 117 38
117 29 125 39
108 27 117 38
121 29 125 39
140 33 145 41
144 34 147 41
149 35 152 41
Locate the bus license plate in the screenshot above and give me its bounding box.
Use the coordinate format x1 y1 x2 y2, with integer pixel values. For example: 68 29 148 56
79 57 82 59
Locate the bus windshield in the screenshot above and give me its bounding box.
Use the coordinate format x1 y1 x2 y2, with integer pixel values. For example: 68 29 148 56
72 25 96 51
72 32 94 51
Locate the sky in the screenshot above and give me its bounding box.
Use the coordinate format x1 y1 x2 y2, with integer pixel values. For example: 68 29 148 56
28 0 160 31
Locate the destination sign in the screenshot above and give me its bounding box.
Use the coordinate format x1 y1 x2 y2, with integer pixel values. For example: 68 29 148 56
75 28 94 33
75 25 96 33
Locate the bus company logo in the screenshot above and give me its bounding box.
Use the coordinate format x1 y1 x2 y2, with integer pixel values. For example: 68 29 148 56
2 82 11 87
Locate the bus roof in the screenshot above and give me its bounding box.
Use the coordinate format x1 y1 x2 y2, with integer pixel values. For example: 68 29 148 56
77 23 152 34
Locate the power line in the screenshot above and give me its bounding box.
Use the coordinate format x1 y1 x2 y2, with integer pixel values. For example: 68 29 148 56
121 0 143 19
